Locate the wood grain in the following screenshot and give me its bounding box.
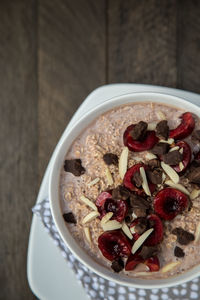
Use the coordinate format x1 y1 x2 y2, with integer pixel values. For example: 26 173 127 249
0 1 37 300
38 0 106 182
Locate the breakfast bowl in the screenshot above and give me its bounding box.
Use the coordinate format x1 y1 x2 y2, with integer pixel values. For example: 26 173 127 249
49 92 200 288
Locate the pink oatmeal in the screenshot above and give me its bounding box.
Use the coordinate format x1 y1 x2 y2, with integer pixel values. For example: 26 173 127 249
60 102 200 279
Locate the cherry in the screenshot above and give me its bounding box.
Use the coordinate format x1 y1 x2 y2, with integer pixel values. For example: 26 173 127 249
169 112 195 140
145 214 163 246
98 230 132 261
172 141 191 173
123 124 159 152
144 256 160 272
153 188 189 220
123 163 156 195
125 253 143 271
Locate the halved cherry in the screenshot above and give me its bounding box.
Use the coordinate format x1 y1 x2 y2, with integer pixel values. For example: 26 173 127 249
125 253 143 271
144 256 160 272
123 163 156 195
98 230 132 261
169 112 195 140
172 141 191 173
153 188 189 220
96 191 128 222
145 214 163 246
123 124 159 152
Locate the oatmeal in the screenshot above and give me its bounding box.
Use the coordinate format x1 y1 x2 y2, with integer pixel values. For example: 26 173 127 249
59 102 200 279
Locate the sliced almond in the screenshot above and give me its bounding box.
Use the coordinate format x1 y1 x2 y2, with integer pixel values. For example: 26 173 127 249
147 122 157 131
122 222 133 240
179 148 184 154
105 167 113 185
133 156 142 162
100 212 113 225
140 167 151 196
80 195 97 211
130 226 136 234
82 211 100 224
145 152 157 160
161 261 180 273
134 271 154 276
87 178 100 187
156 111 166 120
179 162 184 171
159 138 174 144
102 220 122 231
84 227 91 244
195 222 200 243
169 146 179 152
162 172 166 183
131 228 154 255
165 180 190 195
119 147 129 179
132 212 137 220
161 162 179 184
190 189 200 200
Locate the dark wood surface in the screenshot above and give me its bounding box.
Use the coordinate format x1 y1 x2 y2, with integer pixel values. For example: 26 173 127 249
1 1 200 299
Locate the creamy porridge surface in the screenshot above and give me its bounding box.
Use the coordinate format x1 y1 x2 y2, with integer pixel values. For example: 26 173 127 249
60 102 200 279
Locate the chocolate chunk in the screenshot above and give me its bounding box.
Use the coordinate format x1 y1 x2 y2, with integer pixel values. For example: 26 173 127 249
156 120 169 140
111 258 124 273
172 228 195 245
112 185 130 201
64 159 85 176
134 218 148 234
130 121 148 141
132 171 143 187
133 208 147 218
151 143 169 155
140 246 158 260
188 167 200 184
147 168 163 184
163 150 182 165
103 153 118 166
130 194 151 210
174 246 185 258
148 159 161 168
192 130 200 141
63 212 76 224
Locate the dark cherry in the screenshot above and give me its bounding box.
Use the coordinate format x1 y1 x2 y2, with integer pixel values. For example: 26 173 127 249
144 256 160 272
125 253 160 272
169 112 195 140
172 141 191 173
145 214 163 246
123 124 159 152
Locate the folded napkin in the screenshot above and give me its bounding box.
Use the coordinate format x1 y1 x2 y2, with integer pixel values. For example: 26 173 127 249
33 199 200 300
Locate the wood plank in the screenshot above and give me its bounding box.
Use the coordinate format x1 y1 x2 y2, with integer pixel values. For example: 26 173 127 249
0 1 37 299
38 0 106 182
177 0 200 93
108 0 177 86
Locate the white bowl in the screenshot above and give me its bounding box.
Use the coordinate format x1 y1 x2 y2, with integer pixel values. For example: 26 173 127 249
49 92 200 289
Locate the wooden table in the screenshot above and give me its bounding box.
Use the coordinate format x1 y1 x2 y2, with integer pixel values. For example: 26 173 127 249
1 1 200 299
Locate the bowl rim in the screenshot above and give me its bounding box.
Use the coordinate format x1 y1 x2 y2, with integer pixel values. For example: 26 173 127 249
49 91 200 288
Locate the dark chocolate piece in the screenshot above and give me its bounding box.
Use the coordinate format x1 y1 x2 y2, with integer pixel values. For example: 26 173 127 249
148 159 161 168
133 218 148 234
151 143 169 155
111 258 124 272
103 153 118 166
172 227 194 245
130 194 151 210
140 246 158 260
130 121 148 141
64 159 85 176
132 171 143 187
112 185 130 201
156 120 169 140
163 150 182 165
63 212 76 224
174 246 185 258
188 167 200 184
147 168 163 184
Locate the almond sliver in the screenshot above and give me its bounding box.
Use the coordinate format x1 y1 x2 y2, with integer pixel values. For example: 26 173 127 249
122 222 133 240
169 146 179 152
179 148 184 154
131 228 154 255
80 195 97 211
140 167 151 196
105 167 113 185
161 162 179 184
159 138 174 144
87 178 100 187
102 220 122 231
145 152 157 160
82 211 100 224
190 189 200 200
130 226 136 234
119 147 129 179
147 122 157 130
84 227 91 244
195 222 200 243
162 172 166 183
179 162 184 171
134 271 153 276
161 261 180 273
100 212 113 225
165 180 189 195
